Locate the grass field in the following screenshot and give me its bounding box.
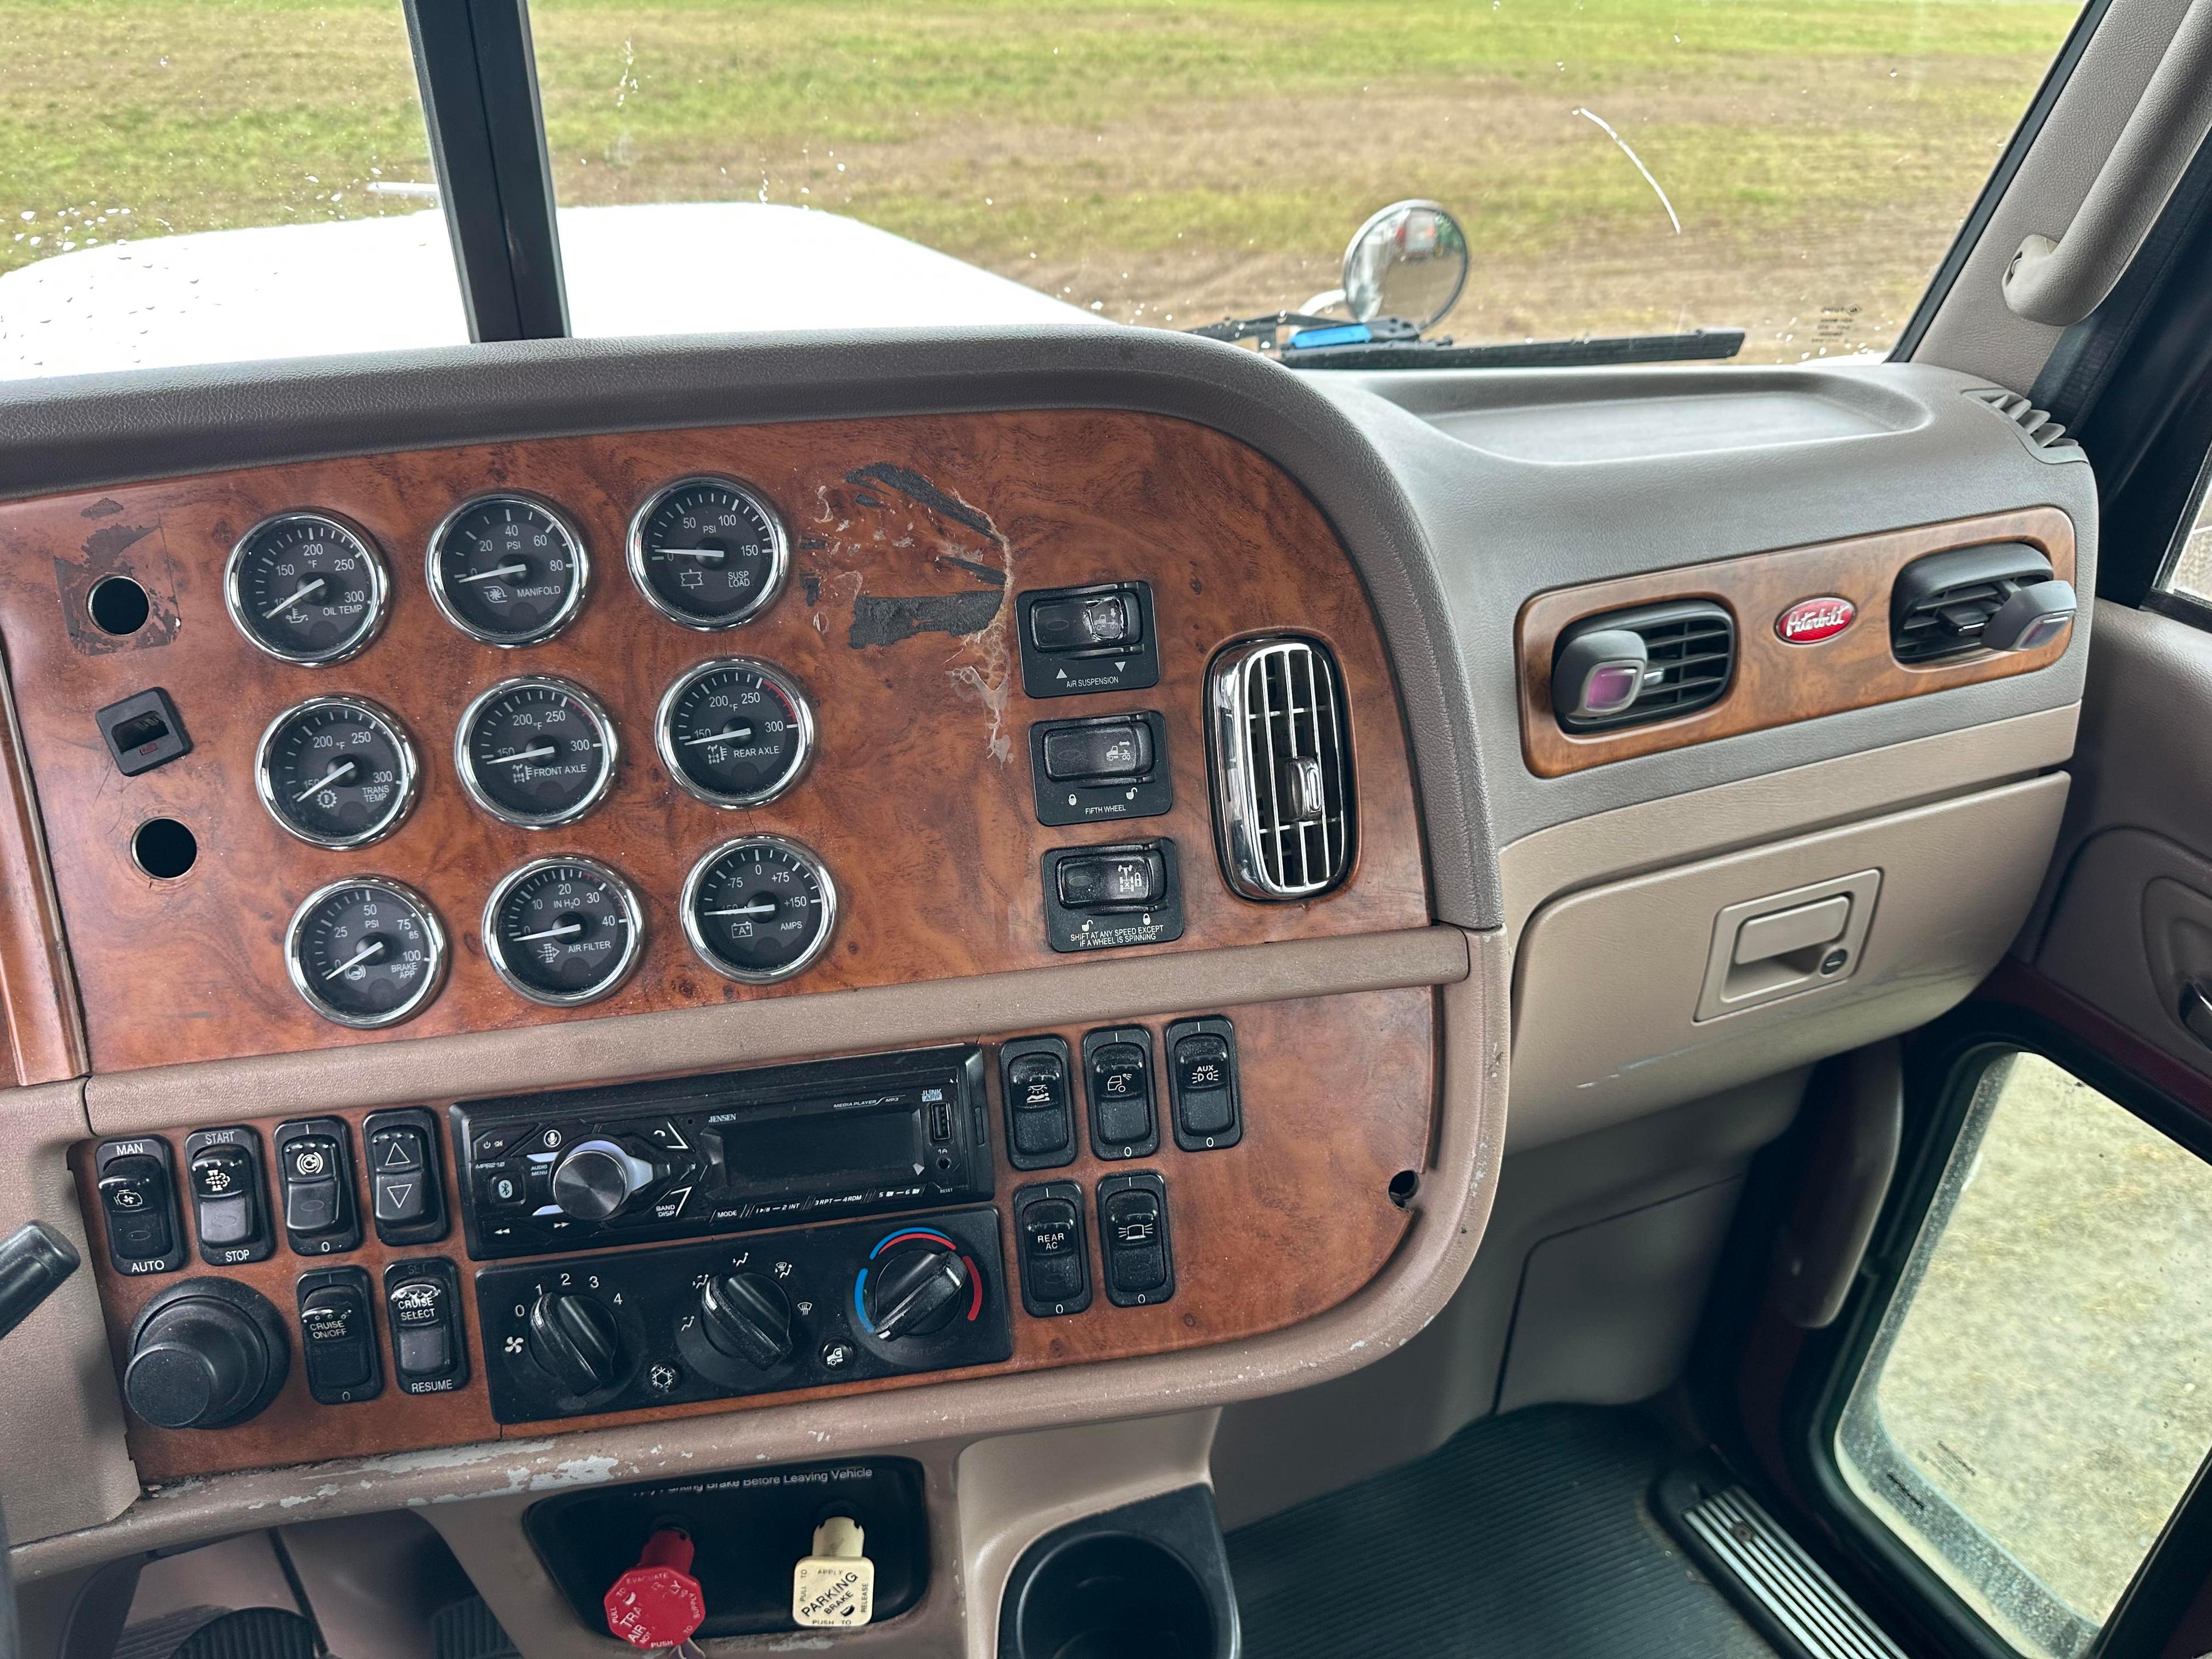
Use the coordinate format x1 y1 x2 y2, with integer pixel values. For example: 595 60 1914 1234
2 0 2080 358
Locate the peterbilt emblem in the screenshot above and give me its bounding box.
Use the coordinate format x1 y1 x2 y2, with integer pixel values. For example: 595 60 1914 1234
1777 596 1856 643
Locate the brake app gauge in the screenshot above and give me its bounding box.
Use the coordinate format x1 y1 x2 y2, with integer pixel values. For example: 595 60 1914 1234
627 476 788 630
655 658 815 807
286 877 446 1028
225 512 389 665
456 677 617 828
681 835 836 983
255 696 419 849
427 494 588 646
484 857 643 1006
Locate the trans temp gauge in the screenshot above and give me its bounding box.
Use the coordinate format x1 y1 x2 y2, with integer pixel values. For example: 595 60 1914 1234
255 696 419 849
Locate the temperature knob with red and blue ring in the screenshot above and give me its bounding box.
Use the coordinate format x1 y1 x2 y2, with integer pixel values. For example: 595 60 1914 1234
854 1226 982 1343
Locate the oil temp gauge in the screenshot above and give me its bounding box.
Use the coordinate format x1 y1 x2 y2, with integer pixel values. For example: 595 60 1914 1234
655 658 815 807
681 835 836 983
255 696 419 849
225 512 389 665
286 877 446 1028
427 494 588 646
627 476 788 630
484 857 644 1006
456 676 618 828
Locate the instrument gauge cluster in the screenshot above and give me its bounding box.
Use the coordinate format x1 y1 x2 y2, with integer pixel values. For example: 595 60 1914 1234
238 478 853 1028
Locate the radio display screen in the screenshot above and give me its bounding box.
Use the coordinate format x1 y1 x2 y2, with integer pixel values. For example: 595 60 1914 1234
718 1100 926 1194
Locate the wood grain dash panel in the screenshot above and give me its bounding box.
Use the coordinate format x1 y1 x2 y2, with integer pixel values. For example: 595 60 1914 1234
0 632 87 1085
1516 507 2076 778
79 991 1432 1483
0 412 1425 1075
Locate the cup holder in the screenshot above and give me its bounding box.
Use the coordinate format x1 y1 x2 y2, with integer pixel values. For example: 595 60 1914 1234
1000 1486 1238 1659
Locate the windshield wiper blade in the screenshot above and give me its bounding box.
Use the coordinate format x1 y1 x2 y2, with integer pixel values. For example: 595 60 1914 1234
1279 327 1747 371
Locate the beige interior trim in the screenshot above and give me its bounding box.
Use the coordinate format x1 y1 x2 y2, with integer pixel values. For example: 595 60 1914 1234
82 925 1469 1134
8 930 1505 1570
1498 705 2077 948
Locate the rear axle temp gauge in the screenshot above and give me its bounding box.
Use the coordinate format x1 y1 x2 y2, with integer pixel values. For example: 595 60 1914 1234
655 658 815 807
427 494 588 646
627 476 788 630
286 877 446 1028
456 677 618 828
255 696 419 849
225 512 389 665
484 858 644 1007
681 835 836 983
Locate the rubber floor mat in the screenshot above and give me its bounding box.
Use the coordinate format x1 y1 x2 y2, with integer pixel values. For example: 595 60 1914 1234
1226 1405 1778 1659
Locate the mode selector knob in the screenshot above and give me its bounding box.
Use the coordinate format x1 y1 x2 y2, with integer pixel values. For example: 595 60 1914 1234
866 1243 973 1342
698 1272 794 1369
527 1289 623 1395
550 1138 658 1222
123 1279 289 1430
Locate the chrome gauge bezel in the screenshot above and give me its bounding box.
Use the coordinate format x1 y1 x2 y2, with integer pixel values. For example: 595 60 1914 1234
680 834 839 984
482 855 646 1008
253 695 421 851
284 875 448 1029
654 657 817 809
224 510 391 666
453 675 620 830
425 491 590 648
626 475 790 631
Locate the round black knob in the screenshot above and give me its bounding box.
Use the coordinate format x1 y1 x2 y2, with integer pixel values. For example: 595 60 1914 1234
550 1138 656 1222
866 1244 972 1342
527 1289 623 1395
124 1279 286 1430
698 1271 793 1369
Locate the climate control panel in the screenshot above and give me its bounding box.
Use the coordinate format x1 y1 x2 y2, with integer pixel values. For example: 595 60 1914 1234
475 1206 1011 1423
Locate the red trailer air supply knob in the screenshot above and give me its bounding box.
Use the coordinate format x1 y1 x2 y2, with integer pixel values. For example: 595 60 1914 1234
604 1528 707 1653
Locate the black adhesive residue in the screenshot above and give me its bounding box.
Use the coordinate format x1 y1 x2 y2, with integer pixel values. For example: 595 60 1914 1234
849 590 1002 648
935 554 1006 587
82 522 155 561
844 463 997 540
802 575 822 606
81 497 126 520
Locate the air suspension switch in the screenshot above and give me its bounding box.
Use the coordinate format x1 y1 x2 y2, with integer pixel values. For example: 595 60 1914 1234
791 1516 875 1629
604 1527 707 1659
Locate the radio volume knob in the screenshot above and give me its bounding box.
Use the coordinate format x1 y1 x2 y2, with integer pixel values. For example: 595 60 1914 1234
550 1138 658 1222
698 1271 794 1369
527 1289 622 1395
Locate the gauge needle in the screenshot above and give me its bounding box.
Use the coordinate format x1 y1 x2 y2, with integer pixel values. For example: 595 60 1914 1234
292 759 357 802
705 901 778 918
680 723 753 747
490 744 557 765
513 922 584 942
457 563 528 583
664 547 728 563
321 939 385 980
263 577 326 618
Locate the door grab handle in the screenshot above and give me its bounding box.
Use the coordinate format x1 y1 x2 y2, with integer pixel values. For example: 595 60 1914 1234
2179 980 2212 1050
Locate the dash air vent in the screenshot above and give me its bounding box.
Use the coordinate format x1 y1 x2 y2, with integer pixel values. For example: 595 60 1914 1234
1551 600 1734 732
1891 543 2075 664
1964 386 2084 460
1207 637 1355 901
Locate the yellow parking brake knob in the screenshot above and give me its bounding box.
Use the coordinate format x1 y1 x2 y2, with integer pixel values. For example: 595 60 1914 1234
791 1516 875 1629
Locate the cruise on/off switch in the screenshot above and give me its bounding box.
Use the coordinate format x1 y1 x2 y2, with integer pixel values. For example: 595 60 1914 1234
297 1265 382 1404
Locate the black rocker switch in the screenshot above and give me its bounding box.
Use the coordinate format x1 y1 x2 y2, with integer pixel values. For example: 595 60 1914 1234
93 1138 184 1275
1082 1027 1160 1160
363 1108 446 1245
385 1259 467 1394
1014 1181 1092 1317
297 1266 381 1404
1042 840 1185 953
181 1128 271 1265
1165 1016 1243 1152
1001 1036 1077 1171
274 1118 360 1255
1029 711 1173 828
1097 1171 1175 1307
1017 582 1162 698
94 688 191 777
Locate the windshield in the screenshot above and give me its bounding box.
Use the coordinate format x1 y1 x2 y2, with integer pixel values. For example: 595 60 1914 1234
3 0 2085 377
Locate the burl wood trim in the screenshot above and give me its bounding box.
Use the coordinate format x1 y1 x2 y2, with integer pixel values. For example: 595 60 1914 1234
0 412 1425 1075
79 991 1433 1484
1516 507 2077 778
0 633 88 1085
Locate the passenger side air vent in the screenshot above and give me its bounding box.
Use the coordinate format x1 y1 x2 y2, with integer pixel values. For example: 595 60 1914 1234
1550 600 1734 733
1890 542 2071 664
1964 386 2085 460
1207 637 1355 900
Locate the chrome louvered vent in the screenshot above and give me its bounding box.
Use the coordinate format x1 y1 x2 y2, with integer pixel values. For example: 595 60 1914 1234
1965 385 2084 460
1207 637 1355 900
